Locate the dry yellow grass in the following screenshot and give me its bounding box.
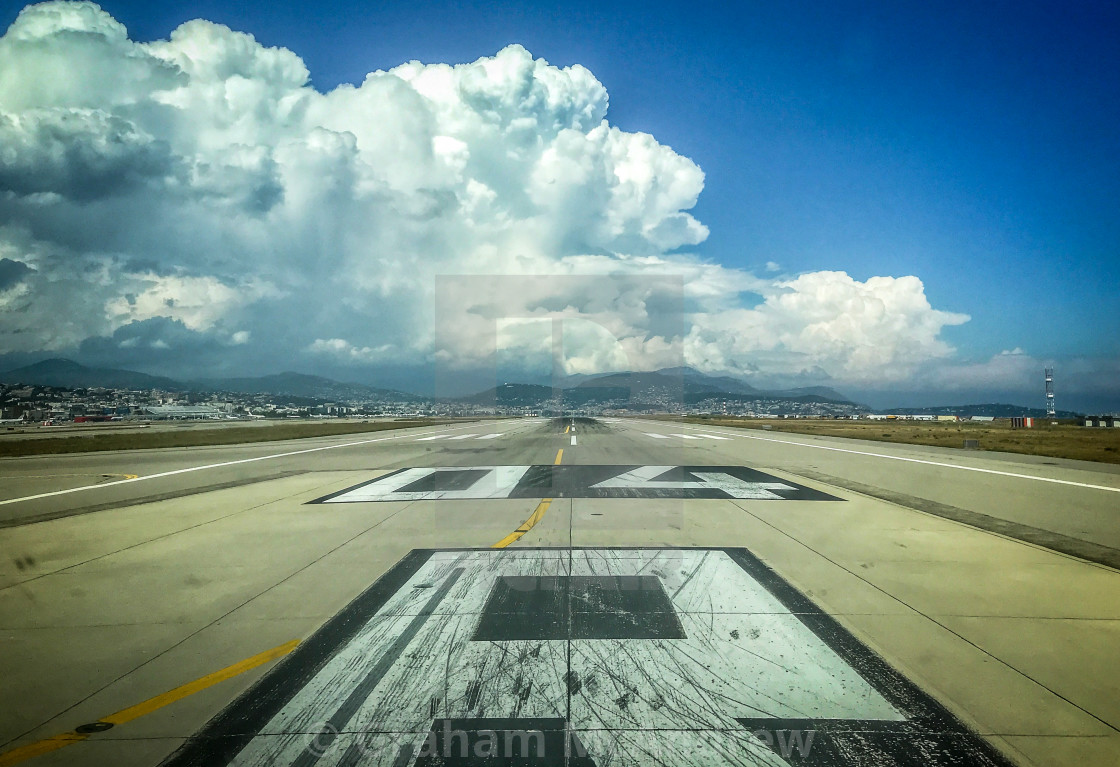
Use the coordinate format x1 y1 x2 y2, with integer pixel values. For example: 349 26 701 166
678 417 1120 465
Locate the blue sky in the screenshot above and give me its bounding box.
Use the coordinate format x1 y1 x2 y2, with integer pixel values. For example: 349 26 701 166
77 0 1119 359
0 0 1117 408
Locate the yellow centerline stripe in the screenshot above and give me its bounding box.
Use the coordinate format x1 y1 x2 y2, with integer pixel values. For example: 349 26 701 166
103 639 299 725
0 639 299 767
0 734 88 766
490 448 564 549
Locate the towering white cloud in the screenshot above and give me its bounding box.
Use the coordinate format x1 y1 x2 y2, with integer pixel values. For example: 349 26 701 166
0 1 970 387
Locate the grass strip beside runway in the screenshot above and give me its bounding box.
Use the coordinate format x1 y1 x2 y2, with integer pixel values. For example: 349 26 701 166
0 419 458 458
675 417 1120 465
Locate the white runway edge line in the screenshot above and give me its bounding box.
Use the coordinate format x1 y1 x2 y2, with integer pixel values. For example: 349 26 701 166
651 422 1120 495
0 421 511 507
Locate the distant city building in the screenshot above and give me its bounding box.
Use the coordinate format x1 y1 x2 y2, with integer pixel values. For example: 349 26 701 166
143 405 226 419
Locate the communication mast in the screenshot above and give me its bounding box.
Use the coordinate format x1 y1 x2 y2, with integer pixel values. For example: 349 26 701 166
1044 367 1056 418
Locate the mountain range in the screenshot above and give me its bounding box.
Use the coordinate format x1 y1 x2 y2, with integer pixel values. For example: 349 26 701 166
1 358 857 407
4 359 1078 416
0 359 415 401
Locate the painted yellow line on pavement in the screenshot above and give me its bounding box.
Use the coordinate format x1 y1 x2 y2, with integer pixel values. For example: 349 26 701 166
0 639 299 767
103 639 299 725
0 733 88 766
492 499 553 549
564 425 570 434
490 448 564 549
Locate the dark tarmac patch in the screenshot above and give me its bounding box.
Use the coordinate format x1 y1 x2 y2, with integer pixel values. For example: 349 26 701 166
472 575 686 641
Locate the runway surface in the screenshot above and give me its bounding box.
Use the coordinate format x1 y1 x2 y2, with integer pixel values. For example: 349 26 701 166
1 417 1118 766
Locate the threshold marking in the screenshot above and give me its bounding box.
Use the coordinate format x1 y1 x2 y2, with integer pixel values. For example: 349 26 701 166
0 640 298 767
667 424 1120 494
0 423 486 507
162 549 1014 767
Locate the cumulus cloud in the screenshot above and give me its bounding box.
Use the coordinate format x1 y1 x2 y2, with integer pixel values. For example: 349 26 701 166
0 1 974 389
685 271 969 383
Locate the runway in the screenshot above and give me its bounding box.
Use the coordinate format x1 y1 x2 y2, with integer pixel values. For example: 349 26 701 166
1 417 1118 766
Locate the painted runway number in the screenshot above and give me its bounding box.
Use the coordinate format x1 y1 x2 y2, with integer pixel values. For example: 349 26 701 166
164 548 1013 767
312 466 841 502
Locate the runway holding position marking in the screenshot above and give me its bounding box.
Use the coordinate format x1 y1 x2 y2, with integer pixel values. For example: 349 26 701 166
161 548 1014 767
310 466 842 502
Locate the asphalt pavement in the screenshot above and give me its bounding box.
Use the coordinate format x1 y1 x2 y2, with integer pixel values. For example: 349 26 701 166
1 417 1118 766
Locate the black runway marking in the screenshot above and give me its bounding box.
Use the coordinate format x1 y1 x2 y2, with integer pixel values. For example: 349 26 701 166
472 575 686 641
157 549 432 767
292 568 465 766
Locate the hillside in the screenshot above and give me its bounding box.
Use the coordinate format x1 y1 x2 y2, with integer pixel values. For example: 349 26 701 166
0 359 182 391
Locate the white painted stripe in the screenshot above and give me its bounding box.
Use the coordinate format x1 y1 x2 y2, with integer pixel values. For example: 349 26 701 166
696 433 731 440
475 433 503 440
590 466 795 499
0 423 484 507
644 433 670 439
325 466 534 502
663 423 1120 494
447 434 475 440
571 435 577 446
231 549 903 766
415 435 448 441
672 434 702 440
